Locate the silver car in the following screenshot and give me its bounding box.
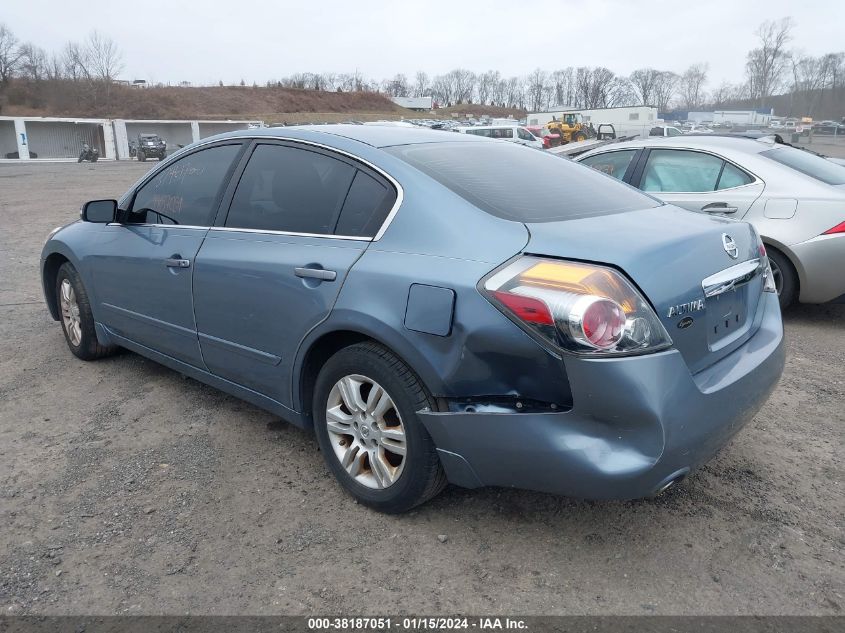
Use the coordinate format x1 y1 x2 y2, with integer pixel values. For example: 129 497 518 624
576 136 845 308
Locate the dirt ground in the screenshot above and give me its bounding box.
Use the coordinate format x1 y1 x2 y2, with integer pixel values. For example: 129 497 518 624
0 161 842 616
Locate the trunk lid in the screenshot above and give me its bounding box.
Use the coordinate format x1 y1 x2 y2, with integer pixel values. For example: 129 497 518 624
525 205 766 373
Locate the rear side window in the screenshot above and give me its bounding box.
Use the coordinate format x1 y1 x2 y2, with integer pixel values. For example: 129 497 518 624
641 149 753 192
335 170 396 237
642 149 723 192
386 141 659 222
761 147 845 185
131 144 242 226
718 162 754 189
580 150 637 181
492 128 513 139
225 144 354 234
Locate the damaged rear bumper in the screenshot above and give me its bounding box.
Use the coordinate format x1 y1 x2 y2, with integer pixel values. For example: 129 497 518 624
419 292 785 500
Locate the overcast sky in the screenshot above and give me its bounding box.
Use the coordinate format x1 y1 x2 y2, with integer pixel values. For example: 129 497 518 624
4 0 844 87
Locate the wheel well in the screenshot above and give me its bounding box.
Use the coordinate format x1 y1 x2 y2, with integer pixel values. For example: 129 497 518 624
42 253 69 320
297 330 442 427
763 242 800 293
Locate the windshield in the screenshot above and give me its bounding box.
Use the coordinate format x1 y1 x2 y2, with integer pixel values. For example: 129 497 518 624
761 146 845 185
386 141 659 222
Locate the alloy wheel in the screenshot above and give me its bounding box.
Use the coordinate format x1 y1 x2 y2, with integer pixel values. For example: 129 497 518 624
59 279 82 346
325 374 407 489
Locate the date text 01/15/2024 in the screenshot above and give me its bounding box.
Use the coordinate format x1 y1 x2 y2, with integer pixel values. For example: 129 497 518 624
307 617 528 630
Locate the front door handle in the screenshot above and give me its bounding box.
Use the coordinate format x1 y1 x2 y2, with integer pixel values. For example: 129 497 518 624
702 203 738 214
295 267 336 281
165 257 191 268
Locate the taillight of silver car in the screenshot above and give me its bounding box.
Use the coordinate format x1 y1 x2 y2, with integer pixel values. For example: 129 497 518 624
482 257 672 356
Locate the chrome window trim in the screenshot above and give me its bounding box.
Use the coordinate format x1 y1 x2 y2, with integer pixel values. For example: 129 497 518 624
120 135 404 242
209 226 372 241
104 223 371 241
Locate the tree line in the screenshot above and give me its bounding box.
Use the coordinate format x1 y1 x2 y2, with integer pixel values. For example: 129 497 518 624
0 18 842 118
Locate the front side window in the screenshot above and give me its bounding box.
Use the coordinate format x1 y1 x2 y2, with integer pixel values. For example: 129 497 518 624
641 149 724 192
517 128 534 141
666 127 683 137
580 150 637 181
130 144 242 225
225 144 355 235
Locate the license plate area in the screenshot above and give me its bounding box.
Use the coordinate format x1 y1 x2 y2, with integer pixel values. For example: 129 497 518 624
706 285 750 349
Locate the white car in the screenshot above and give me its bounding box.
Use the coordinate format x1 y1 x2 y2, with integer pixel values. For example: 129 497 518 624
455 125 544 149
575 136 845 308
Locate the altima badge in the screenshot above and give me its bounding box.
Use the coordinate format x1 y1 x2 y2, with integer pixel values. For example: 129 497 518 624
667 299 705 318
722 233 739 259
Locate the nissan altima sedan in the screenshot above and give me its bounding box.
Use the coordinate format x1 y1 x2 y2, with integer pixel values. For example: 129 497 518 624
576 136 845 309
41 126 784 513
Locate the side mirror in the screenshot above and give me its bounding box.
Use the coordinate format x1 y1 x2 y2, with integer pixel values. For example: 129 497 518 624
81 199 118 223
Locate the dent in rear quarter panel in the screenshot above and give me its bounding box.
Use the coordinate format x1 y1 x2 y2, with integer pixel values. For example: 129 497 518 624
292 168 575 411
322 249 572 406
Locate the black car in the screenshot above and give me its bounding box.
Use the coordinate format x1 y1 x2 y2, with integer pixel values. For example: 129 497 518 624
136 133 167 161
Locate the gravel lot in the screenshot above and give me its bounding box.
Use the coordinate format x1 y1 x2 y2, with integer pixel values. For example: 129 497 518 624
0 161 842 616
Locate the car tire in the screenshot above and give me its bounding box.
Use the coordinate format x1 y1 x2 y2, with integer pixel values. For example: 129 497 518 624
313 342 447 513
55 262 117 361
137 150 146 162
573 131 587 142
767 248 797 310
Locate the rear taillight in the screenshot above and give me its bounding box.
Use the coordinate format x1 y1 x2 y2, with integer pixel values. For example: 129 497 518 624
751 229 778 294
823 221 845 235
482 257 672 356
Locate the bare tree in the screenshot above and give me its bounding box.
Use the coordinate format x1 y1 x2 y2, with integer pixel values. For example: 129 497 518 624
525 68 548 111
574 67 620 108
87 31 123 82
18 43 48 81
0 23 22 85
790 53 830 116
677 63 708 109
550 68 574 108
413 71 429 97
652 71 679 112
629 68 662 105
475 70 499 105
745 17 793 106
382 73 409 97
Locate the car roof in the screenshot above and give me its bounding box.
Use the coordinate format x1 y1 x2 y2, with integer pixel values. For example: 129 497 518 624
218 124 485 148
579 134 777 156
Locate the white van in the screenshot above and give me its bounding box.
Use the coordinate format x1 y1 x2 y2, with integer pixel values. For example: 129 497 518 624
455 125 544 149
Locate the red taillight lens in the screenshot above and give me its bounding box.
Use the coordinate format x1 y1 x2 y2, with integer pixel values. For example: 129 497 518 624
492 290 554 325
823 221 845 235
577 297 627 349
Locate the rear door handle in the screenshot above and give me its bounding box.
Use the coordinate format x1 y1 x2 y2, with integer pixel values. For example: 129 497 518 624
702 203 738 214
165 257 191 268
295 267 337 281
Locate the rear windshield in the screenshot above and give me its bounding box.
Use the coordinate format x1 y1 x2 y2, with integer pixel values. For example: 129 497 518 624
386 141 659 222
760 146 845 185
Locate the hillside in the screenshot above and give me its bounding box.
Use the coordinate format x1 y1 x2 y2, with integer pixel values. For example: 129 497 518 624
1 82 405 121
1 81 527 123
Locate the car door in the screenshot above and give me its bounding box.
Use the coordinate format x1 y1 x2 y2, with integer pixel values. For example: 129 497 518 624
633 148 764 218
91 142 245 367
192 141 397 407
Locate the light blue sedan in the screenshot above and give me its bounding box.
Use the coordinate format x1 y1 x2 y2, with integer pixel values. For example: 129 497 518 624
41 126 784 512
